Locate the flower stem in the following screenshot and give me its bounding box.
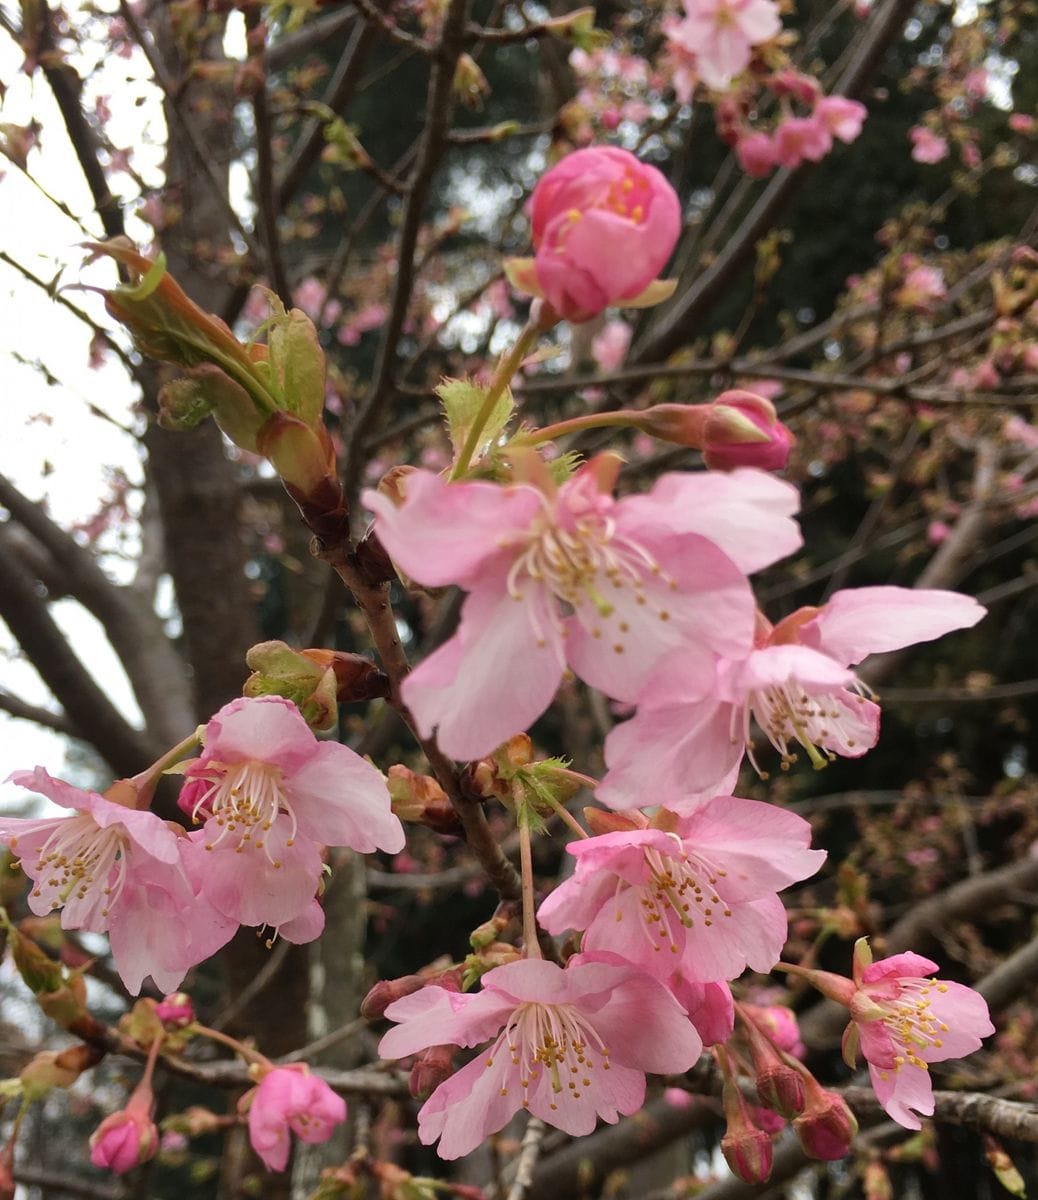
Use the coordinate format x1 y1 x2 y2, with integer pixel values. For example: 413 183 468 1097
516 409 642 446
451 321 539 479
192 1023 271 1068
517 802 542 959
542 794 589 840
128 727 205 809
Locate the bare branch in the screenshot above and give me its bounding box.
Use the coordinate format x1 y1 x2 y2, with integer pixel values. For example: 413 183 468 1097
0 689 78 736
343 0 472 505
0 525 163 775
0 475 195 746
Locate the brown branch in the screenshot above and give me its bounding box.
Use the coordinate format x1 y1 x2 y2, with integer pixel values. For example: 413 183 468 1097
276 16 377 212
0 689 78 736
319 543 523 903
881 678 1038 703
246 11 292 307
0 525 163 776
116 0 262 261
634 0 923 362
843 1088 1038 1142
266 8 358 72
352 0 432 51
0 475 195 746
35 1 123 238
343 0 472 506
14 1167 124 1200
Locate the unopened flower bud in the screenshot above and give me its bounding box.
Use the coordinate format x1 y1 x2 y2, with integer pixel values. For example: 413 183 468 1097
387 765 460 833
863 1157 893 1200
0 1138 14 1200
20 1049 94 1098
89 1104 159 1175
793 1082 857 1160
244 642 388 729
719 1063 774 1185
740 1006 806 1117
453 53 489 108
583 807 647 836
375 465 417 507
361 974 426 1020
257 411 337 497
470 915 510 951
156 992 195 1028
703 390 793 471
176 1106 228 1137
410 1044 455 1100
755 1063 805 1119
721 1124 774 1184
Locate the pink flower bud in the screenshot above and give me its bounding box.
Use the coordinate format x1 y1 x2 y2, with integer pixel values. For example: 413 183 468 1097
721 1120 774 1184
89 1107 159 1175
755 1063 806 1119
702 390 794 471
793 1085 858 1160
773 116 832 167
736 131 777 178
360 974 426 1020
155 992 195 1028
524 146 681 323
409 1044 455 1099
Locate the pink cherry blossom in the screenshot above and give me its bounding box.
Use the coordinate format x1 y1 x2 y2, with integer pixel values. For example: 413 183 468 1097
845 948 994 1129
178 696 403 933
538 798 824 988
527 146 681 322
0 768 233 994
909 126 949 164
814 96 867 144
773 116 832 167
668 0 781 91
736 131 777 177
599 586 984 810
247 1065 347 1172
378 957 702 1159
897 264 946 310
591 318 632 372
366 458 758 759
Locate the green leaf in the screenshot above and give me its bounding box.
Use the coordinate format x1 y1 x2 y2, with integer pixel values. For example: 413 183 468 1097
437 376 514 460
268 307 327 425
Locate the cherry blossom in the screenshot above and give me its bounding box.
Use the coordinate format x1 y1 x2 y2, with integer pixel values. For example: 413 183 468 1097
177 696 403 934
773 116 832 167
0 768 233 994
247 1065 347 1172
909 126 950 164
513 146 681 322
538 798 824 987
842 945 994 1129
667 0 781 91
814 96 868 143
378 957 702 1159
366 457 765 759
599 586 984 810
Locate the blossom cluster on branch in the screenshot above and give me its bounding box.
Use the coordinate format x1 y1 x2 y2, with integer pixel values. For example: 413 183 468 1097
0 142 999 1191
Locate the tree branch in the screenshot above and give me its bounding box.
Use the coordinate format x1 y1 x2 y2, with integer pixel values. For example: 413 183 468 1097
0 475 195 746
635 0 922 361
343 0 472 506
0 525 163 776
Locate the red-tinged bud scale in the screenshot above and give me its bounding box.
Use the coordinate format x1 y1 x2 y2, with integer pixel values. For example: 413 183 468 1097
793 1082 858 1160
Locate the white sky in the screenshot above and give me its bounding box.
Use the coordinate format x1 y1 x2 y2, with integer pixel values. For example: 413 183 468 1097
0 5 170 809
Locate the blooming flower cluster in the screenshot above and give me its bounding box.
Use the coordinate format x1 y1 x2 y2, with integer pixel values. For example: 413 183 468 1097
0 696 403 995
1 143 998 1180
